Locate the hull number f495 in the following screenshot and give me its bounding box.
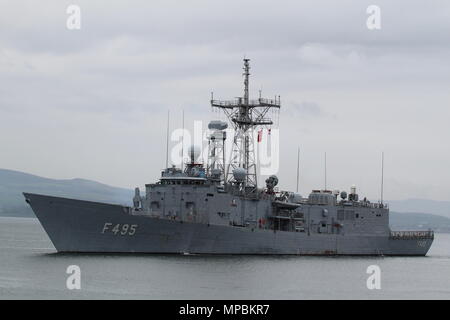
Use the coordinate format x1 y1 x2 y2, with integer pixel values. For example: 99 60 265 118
102 223 137 236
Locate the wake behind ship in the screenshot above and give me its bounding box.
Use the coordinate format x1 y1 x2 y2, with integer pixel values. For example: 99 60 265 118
24 59 433 255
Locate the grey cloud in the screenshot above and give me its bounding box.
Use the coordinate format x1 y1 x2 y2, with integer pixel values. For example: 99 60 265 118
288 102 323 118
2 1 450 55
1 0 450 201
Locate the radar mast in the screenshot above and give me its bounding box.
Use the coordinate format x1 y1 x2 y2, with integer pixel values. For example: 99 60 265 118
211 58 280 195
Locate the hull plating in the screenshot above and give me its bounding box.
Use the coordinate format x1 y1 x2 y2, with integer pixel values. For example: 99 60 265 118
24 193 433 256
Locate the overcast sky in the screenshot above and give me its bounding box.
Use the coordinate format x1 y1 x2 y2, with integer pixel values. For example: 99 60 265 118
1 0 450 201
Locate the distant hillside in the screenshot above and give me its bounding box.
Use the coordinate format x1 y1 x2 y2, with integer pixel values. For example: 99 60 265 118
389 199 450 218
1 168 450 233
0 169 133 217
390 211 450 233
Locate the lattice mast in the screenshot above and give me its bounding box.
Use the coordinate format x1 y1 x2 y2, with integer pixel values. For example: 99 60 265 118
211 59 281 194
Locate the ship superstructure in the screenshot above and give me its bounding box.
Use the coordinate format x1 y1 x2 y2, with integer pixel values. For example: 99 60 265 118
24 59 434 255
211 58 280 195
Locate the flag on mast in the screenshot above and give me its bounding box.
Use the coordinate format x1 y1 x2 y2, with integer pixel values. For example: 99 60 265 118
257 129 263 143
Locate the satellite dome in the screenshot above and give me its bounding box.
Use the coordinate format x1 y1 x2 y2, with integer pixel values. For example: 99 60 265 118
232 168 246 182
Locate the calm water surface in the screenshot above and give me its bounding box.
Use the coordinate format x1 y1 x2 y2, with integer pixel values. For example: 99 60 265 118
0 217 449 299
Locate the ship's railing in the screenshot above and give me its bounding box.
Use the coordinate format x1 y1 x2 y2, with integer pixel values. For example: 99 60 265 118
211 99 239 108
258 98 281 107
344 201 388 209
390 230 434 240
233 117 273 125
211 98 281 108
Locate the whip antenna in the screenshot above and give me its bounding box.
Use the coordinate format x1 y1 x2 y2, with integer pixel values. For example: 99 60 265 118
165 110 170 168
296 147 300 193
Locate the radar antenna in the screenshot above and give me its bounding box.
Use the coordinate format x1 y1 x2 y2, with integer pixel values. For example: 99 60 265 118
211 59 281 195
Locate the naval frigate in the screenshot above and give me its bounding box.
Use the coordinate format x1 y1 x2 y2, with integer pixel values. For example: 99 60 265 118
24 59 433 255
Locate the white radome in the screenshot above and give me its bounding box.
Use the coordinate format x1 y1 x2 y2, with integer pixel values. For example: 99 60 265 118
232 167 247 182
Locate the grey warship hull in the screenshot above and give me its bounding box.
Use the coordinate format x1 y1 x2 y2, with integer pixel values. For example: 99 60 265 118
24 193 433 256
23 60 435 256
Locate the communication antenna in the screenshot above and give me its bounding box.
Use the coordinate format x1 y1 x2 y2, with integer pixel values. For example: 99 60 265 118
324 152 327 191
381 151 384 204
181 109 185 171
296 147 300 193
211 58 281 195
165 110 170 169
